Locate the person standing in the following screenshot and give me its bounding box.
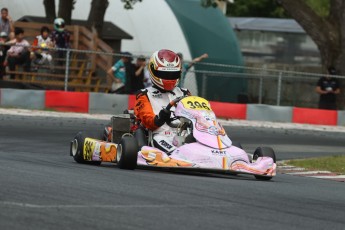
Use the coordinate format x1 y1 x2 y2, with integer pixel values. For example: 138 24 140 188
0 8 14 39
130 55 146 93
177 52 208 87
107 52 132 93
315 67 340 110
0 31 9 79
50 18 70 66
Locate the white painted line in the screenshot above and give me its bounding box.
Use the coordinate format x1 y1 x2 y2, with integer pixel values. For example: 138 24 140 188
310 175 345 179
0 108 112 120
280 167 305 171
0 201 234 209
286 171 332 175
1 108 345 132
278 165 297 169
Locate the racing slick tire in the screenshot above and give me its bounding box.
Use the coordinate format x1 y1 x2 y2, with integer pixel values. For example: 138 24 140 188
117 136 139 170
71 132 86 164
232 142 243 149
70 132 102 165
252 147 276 181
134 127 147 149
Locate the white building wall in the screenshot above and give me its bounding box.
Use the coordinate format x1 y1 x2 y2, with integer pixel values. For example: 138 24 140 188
4 0 191 59
3 0 198 94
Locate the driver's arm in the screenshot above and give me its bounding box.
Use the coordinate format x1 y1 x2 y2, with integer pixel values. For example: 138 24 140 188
134 90 159 130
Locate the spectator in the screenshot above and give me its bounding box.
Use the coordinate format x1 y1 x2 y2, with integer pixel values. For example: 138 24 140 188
315 67 340 110
0 31 9 79
130 55 146 93
7 27 31 79
0 8 14 39
107 52 132 93
143 65 152 88
31 26 53 67
177 52 208 87
50 18 70 65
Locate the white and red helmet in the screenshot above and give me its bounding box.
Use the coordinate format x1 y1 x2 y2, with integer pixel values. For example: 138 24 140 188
148 49 182 91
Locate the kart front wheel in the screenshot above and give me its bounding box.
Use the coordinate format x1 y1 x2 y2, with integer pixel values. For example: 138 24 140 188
253 147 276 180
117 136 139 170
71 132 86 164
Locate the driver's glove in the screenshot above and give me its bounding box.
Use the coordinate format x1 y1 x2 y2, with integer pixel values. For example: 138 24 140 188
154 109 171 127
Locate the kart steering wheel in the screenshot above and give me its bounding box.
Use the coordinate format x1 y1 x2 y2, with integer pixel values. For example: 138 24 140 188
165 96 186 111
165 96 186 128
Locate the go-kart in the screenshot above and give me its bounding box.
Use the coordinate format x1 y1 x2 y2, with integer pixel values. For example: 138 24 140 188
70 96 276 180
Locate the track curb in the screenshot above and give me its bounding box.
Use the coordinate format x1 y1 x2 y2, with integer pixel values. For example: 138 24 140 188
277 161 345 182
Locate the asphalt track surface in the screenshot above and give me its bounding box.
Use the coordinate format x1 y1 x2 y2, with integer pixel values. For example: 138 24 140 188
1 114 345 230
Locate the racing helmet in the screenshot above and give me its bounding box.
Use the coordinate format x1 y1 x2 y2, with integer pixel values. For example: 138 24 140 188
148 49 181 91
54 18 65 32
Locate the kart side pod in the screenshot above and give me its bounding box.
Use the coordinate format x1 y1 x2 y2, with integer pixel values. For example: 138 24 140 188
70 132 118 164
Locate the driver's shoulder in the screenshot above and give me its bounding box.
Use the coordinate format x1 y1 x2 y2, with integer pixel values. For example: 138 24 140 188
136 88 148 99
175 87 191 96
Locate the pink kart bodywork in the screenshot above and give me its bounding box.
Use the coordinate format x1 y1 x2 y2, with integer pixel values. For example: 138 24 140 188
136 97 276 178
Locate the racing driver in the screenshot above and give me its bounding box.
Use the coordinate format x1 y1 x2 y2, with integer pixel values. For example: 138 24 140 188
134 49 191 153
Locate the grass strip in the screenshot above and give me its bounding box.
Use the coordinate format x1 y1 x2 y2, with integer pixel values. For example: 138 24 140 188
287 155 345 174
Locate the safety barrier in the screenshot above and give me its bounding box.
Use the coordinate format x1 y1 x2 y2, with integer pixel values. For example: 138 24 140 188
0 89 344 126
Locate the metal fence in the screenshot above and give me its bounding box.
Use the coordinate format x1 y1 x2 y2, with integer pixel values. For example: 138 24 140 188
183 63 345 109
2 44 344 109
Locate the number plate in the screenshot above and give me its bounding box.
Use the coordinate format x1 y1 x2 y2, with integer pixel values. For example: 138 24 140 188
181 96 211 111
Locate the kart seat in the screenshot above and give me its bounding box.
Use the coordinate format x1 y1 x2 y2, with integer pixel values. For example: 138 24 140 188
184 133 196 144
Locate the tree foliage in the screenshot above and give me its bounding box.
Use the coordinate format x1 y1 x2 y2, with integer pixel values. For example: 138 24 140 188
121 0 143 10
227 0 288 18
277 0 344 73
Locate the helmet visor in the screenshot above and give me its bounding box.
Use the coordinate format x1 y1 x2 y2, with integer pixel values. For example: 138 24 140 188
150 64 181 80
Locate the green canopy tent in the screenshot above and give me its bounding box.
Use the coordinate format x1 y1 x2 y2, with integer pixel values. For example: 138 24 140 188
166 0 246 102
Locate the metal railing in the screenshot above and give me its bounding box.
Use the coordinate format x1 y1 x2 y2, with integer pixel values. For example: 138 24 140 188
1 44 343 108
183 63 345 108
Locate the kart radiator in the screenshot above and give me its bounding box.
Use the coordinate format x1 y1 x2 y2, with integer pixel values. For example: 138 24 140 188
111 114 131 143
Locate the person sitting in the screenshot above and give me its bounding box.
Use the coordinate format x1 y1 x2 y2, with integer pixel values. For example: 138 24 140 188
7 27 31 79
31 26 53 68
134 49 191 153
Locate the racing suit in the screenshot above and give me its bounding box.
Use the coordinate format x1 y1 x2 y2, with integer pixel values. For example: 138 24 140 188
134 86 190 153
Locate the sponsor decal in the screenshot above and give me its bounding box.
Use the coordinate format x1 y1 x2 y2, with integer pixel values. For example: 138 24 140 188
99 143 117 162
84 139 95 161
148 152 156 160
159 140 173 150
151 90 162 98
211 150 227 155
164 131 171 135
157 67 180 71
135 101 144 111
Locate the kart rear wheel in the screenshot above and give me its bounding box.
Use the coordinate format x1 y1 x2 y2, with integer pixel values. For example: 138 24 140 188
232 141 243 149
253 147 276 181
117 136 139 170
